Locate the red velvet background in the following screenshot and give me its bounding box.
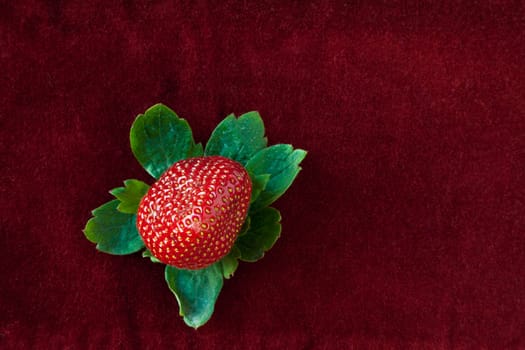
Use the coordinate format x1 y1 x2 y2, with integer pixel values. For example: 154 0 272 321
2 1 524 349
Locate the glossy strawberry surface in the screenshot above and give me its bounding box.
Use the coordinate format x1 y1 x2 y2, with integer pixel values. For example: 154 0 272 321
136 156 251 269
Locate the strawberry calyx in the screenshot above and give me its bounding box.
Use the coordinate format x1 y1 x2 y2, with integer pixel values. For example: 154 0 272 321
83 103 306 328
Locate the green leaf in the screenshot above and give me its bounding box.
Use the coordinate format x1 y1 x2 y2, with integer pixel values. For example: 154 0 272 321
235 207 281 262
109 179 150 214
246 144 307 211
83 200 144 255
165 264 224 329
220 246 241 279
204 111 267 165
142 249 162 264
189 142 204 157
238 216 251 237
250 173 271 204
130 103 198 179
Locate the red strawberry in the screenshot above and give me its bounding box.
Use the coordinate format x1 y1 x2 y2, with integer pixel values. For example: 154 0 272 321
136 156 252 269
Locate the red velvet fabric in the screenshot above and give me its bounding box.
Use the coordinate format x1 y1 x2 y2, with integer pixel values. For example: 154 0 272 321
2 1 524 348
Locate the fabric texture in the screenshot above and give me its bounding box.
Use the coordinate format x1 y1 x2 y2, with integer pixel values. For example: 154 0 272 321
1 1 524 348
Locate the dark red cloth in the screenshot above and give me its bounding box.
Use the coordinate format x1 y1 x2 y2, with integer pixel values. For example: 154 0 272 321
2 1 524 348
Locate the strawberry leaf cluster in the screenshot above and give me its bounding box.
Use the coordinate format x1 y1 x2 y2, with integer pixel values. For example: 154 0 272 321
83 104 306 328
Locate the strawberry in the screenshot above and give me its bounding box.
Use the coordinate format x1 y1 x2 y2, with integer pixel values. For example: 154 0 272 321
136 156 252 270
